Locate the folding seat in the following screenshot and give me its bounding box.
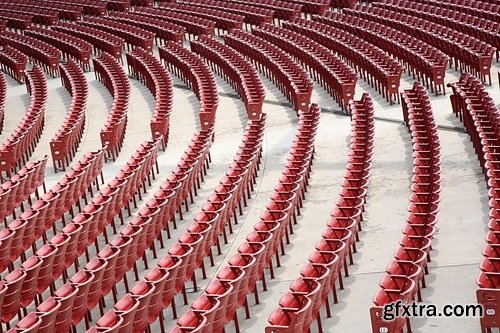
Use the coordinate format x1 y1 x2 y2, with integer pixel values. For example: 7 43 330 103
40 190 64 227
8 219 28 264
370 277 415 333
130 216 155 259
308 250 341 300
130 281 155 333
168 243 194 298
188 220 215 264
265 292 312 333
4 181 21 215
254 219 283 271
143 267 169 330
19 256 43 310
74 212 99 251
203 195 229 237
241 231 270 279
94 192 119 235
120 225 142 273
35 297 61 333
215 266 246 326
289 277 322 331
486 231 500 248
204 280 233 332
53 283 78 333
402 223 436 242
0 228 15 272
387 259 425 300
177 232 205 284
49 233 71 282
484 243 500 259
69 270 95 329
170 306 210 333
6 312 42 333
400 233 432 255
190 294 220 333
35 243 58 294
112 295 139 333
151 187 176 234
156 184 180 228
92 311 124 333
407 201 439 216
265 199 294 238
143 196 169 241
2 269 27 325
97 245 121 300
322 227 355 264
300 263 332 317
394 247 429 275
316 238 349 277
61 223 82 270
28 200 52 236
109 235 133 288
157 254 182 317
84 258 109 313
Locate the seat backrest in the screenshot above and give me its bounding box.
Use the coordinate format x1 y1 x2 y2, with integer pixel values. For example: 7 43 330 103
36 297 61 333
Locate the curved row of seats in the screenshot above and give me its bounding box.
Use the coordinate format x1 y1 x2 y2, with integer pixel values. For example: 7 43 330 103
126 47 173 150
2 139 160 332
447 74 500 332
134 7 215 39
317 12 449 96
24 27 92 70
158 2 245 34
171 104 318 333
371 82 441 333
0 46 27 84
370 0 500 61
223 0 302 21
380 0 500 22
265 93 374 333
93 52 130 162
105 0 131 12
50 58 89 172
89 114 266 333
53 22 124 61
0 3 58 26
284 18 403 105
108 11 185 45
179 0 274 27
346 6 496 85
223 30 314 114
252 24 356 111
81 17 155 53
0 66 47 181
1 31 60 77
0 156 47 227
0 13 32 32
27 0 106 17
0 0 82 21
190 36 264 121
131 0 152 7
0 150 104 278
286 0 330 15
158 40 219 130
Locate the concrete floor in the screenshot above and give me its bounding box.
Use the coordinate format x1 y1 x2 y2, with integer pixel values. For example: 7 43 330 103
1 35 500 333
